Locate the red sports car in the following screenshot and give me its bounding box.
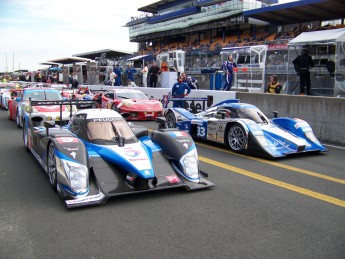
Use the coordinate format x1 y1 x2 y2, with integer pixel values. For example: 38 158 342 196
1 88 22 109
93 88 163 120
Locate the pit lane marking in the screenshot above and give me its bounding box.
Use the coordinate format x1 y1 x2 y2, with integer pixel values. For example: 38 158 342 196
199 156 345 208
196 142 345 185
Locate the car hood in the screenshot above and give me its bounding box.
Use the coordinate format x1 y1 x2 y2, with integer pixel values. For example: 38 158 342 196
118 99 162 110
87 141 155 179
254 123 310 157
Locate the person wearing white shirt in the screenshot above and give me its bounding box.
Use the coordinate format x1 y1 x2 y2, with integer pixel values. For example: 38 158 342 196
108 70 117 86
141 63 148 87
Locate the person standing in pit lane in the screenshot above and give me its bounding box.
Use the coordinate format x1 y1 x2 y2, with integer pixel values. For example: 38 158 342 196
222 54 237 91
113 64 122 86
292 48 315 95
171 76 191 108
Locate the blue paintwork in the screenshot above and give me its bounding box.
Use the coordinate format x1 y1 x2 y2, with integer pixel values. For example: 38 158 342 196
166 100 328 158
84 142 155 179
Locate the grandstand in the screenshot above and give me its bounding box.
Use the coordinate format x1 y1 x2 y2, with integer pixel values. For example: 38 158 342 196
125 0 345 96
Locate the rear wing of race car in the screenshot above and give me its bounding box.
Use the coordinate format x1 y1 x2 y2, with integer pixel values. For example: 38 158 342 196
29 98 98 127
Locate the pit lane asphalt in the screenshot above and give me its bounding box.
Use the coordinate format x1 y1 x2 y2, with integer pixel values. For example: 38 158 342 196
1 113 344 259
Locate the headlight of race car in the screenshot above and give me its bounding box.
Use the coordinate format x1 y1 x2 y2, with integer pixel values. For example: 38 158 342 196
122 101 132 107
180 148 199 181
24 105 38 113
61 159 88 194
66 105 77 113
305 131 318 143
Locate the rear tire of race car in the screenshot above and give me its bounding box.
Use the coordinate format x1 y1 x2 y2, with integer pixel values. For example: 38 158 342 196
47 142 58 191
165 110 176 128
226 123 247 153
23 120 30 152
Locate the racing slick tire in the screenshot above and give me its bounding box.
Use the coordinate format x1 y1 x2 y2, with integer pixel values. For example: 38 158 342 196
16 110 21 128
226 123 247 153
165 110 176 128
47 142 58 191
23 120 30 152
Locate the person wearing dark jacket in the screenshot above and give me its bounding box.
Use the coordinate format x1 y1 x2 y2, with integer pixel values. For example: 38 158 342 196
149 62 160 88
222 54 237 91
292 48 314 95
113 64 122 86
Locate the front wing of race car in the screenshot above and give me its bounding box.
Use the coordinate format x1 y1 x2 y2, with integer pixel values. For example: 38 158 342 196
62 144 214 208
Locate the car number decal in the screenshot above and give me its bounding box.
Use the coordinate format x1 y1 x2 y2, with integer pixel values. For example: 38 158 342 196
197 126 206 137
165 175 181 183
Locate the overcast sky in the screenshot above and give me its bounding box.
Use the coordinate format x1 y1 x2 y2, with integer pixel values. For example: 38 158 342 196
0 0 297 72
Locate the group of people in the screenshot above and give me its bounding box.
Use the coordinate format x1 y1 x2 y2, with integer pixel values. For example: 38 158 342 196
265 48 314 95
104 48 314 96
220 50 314 95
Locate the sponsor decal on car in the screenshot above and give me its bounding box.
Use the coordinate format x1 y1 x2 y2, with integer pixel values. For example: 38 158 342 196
65 192 105 205
93 117 123 122
169 131 188 138
124 148 140 157
56 137 78 143
165 175 181 183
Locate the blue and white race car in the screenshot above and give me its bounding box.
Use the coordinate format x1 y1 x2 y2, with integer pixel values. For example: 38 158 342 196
157 100 328 158
23 100 214 208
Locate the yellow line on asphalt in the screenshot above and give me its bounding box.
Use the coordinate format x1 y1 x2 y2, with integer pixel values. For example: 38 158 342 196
196 142 345 185
199 156 345 208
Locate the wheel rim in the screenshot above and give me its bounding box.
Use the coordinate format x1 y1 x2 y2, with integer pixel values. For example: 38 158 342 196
47 145 57 186
23 125 28 146
16 112 20 125
228 126 246 151
166 112 176 128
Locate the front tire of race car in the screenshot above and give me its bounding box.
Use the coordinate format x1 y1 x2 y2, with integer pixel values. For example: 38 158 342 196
165 110 176 128
16 110 21 128
226 123 247 153
23 121 30 152
47 142 58 191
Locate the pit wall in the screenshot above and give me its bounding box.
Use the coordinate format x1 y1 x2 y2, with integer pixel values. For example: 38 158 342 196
86 85 345 146
236 92 345 146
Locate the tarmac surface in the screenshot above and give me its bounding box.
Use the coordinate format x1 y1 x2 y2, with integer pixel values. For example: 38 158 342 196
0 113 344 259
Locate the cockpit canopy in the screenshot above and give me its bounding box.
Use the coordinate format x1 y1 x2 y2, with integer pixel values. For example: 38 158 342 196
69 114 137 145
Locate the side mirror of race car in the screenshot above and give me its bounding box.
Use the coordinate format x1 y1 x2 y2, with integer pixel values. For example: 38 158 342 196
273 111 279 118
155 117 166 129
44 121 56 136
97 94 102 107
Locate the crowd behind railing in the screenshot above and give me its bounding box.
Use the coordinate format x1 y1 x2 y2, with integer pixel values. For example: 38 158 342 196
139 23 345 57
